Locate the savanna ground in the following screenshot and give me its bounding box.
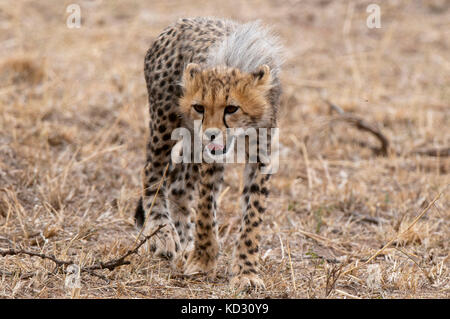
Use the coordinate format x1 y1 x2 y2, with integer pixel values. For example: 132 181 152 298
0 0 449 299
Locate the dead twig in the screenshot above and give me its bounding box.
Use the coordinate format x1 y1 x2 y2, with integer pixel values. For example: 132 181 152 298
83 224 165 272
1 249 73 267
0 225 165 279
1 162 169 283
350 212 380 225
409 147 450 157
325 263 344 297
297 228 350 256
321 95 390 156
0 270 36 280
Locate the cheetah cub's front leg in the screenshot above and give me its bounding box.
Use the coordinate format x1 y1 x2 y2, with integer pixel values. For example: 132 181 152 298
136 162 181 263
230 162 270 290
184 163 224 276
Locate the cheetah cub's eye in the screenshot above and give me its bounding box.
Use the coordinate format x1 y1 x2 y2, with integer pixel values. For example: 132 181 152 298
224 105 239 114
192 104 204 113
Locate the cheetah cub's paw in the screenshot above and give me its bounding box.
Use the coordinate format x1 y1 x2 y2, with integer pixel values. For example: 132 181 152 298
184 250 217 276
230 273 266 291
148 224 181 262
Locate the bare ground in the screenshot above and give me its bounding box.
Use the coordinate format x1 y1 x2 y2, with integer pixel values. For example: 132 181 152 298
0 0 449 298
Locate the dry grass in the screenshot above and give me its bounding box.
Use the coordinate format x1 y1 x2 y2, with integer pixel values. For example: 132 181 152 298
0 0 449 299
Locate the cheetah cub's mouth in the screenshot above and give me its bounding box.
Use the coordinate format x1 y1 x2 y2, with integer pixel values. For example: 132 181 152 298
205 136 236 158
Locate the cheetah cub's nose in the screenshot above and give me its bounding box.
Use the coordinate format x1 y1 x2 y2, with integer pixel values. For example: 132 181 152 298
204 129 221 142
204 129 225 155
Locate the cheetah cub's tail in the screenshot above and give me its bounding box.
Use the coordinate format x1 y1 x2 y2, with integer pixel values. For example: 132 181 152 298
134 197 145 228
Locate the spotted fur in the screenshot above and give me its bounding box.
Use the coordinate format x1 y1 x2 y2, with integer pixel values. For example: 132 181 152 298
135 17 283 290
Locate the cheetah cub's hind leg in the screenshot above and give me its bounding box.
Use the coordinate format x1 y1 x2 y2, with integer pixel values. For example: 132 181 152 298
230 162 270 290
184 163 224 277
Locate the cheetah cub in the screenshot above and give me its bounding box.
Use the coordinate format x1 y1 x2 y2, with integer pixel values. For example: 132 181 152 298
135 17 283 289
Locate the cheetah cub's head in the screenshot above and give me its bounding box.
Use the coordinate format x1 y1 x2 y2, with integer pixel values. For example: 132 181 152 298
179 63 274 157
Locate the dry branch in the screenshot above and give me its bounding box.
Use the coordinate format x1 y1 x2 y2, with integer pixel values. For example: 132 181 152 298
321 97 390 156
322 96 449 158
409 147 450 157
1 162 169 282
325 263 344 297
1 249 73 267
297 228 350 256
83 224 165 272
0 225 165 279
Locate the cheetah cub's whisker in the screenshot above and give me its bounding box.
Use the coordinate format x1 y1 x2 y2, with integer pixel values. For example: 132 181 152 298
135 17 283 290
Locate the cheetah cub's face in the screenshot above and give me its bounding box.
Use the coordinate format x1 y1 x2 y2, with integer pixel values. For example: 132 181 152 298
179 63 273 156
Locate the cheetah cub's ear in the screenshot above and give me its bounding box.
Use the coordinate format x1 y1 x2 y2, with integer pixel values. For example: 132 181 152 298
184 63 201 81
182 63 201 93
251 64 272 87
